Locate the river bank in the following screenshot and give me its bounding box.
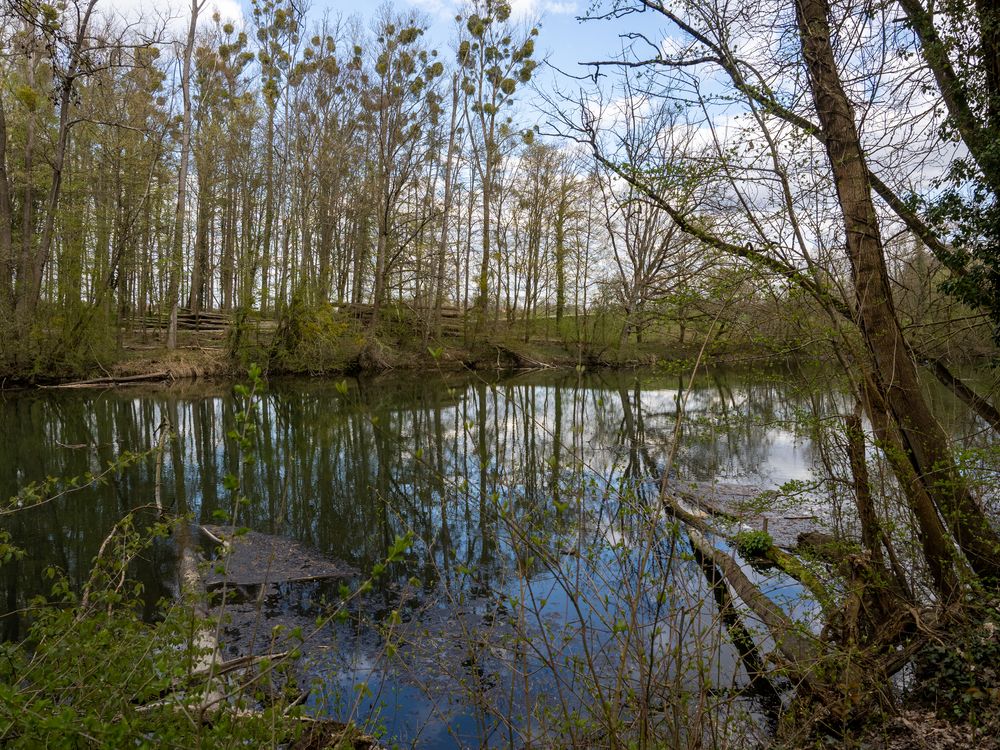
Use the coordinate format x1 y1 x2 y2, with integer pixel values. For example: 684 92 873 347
1 316 804 388
0 297 871 387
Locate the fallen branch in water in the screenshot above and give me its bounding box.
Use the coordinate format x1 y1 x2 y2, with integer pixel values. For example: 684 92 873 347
188 651 291 681
41 371 170 388
665 490 837 616
685 525 823 670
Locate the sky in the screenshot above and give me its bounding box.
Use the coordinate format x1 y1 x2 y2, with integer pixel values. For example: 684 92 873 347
311 0 636 78
105 0 652 94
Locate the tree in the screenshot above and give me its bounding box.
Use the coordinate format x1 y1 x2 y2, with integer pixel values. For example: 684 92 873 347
186 26 230 317
166 0 205 350
0 46 15 317
542 4 1000 728
588 98 713 347
0 0 163 361
795 0 1000 584
433 72 463 330
251 0 299 316
576 0 1000 591
551 148 578 327
7 0 97 326
899 0 1000 334
362 10 443 326
457 0 537 322
207 19 256 313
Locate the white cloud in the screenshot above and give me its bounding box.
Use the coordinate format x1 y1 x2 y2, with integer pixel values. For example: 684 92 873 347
402 0 455 16
510 0 577 18
99 0 244 38
403 0 577 21
542 1 576 13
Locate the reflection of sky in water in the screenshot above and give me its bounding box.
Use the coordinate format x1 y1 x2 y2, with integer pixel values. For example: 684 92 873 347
750 428 814 486
1 368 853 747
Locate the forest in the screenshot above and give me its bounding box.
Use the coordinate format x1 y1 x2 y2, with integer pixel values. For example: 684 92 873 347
0 0 705 378
2 0 1000 748
0 0 950 379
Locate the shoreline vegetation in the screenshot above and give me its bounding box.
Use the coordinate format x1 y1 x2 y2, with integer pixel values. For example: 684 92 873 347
2 303 852 387
5 297 997 389
3 0 1000 745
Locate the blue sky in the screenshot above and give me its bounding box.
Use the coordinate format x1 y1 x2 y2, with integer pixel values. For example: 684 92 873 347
306 0 647 84
111 0 656 89
113 0 648 69
110 0 662 128
308 0 654 126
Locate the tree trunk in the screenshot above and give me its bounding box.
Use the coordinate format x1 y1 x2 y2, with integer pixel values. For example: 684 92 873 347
921 354 1000 434
554 180 568 327
897 0 1000 189
845 405 884 568
167 0 200 348
27 2 98 320
15 31 37 324
220 178 235 311
478 167 491 318
370 225 388 330
0 97 14 314
796 0 1000 583
435 75 461 329
187 161 212 316
861 375 960 599
260 106 276 316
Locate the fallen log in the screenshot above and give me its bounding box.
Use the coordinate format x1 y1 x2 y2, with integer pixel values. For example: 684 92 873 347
690 538 784 702
661 490 828 670
665 488 918 734
666 488 835 615
173 521 228 717
764 546 836 616
686 525 822 669
43 371 170 388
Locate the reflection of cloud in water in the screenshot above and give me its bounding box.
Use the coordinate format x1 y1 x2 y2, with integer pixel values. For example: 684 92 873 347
755 428 814 486
2 367 857 747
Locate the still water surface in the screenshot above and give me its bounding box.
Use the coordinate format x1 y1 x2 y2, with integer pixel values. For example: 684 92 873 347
5 366 965 746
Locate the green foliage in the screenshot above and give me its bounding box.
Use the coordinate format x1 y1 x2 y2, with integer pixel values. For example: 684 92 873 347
2 449 152 518
13 85 40 112
0 303 122 382
733 529 774 558
0 517 303 748
0 368 330 746
731 481 821 518
225 306 270 372
0 530 24 565
267 300 364 374
913 602 1000 724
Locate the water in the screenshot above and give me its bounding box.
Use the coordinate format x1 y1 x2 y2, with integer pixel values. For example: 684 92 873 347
0 365 937 746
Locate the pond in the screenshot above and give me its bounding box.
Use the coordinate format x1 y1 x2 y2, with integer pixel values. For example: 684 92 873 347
0 365 981 747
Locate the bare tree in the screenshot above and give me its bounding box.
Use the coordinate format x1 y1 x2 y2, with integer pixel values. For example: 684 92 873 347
166 0 205 349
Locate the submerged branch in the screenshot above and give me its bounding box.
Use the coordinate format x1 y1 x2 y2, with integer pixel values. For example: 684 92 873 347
685 525 822 669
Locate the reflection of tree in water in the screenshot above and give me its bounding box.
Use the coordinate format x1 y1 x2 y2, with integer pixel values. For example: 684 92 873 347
587 368 846 487
4 366 965 744
0 369 845 627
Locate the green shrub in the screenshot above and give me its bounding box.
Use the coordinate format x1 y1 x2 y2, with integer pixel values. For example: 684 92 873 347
912 604 1000 724
733 529 774 558
267 300 364 374
226 306 269 371
0 516 306 748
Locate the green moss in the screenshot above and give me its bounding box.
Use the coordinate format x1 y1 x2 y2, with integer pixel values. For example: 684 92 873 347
733 529 774 558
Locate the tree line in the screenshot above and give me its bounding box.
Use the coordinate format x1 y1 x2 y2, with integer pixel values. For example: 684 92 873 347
561 0 1000 730
0 0 747 368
